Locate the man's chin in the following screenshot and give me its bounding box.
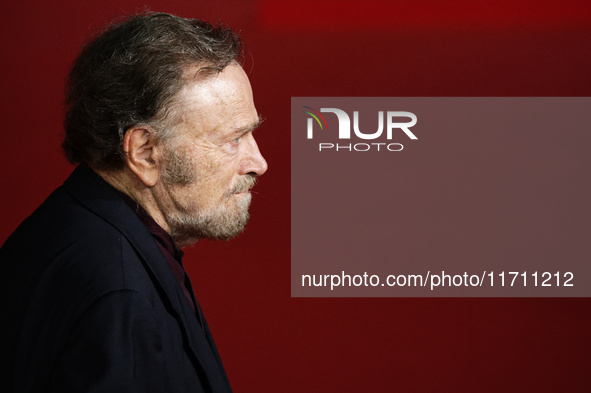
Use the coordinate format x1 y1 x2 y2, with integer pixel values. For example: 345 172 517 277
168 209 250 247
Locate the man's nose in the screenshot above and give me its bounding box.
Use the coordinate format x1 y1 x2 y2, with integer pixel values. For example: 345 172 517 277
239 135 268 176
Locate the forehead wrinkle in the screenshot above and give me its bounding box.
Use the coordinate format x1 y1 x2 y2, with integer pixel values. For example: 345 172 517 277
170 63 257 141
218 113 263 140
169 88 225 139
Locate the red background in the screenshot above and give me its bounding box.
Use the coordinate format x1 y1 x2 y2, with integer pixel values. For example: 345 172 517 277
1 0 590 391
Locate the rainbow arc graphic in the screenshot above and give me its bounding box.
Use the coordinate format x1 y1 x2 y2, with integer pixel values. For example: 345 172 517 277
302 106 328 130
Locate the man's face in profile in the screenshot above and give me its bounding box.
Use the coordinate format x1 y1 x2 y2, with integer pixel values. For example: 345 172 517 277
153 62 268 245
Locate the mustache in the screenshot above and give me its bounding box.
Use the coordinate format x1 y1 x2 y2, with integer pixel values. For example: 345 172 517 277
227 175 257 195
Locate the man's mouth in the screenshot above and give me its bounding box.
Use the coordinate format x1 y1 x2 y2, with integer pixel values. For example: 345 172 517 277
228 175 257 196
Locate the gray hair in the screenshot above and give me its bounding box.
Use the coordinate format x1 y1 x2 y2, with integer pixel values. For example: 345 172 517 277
62 12 243 170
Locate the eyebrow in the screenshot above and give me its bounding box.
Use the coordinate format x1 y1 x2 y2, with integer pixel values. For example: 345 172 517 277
232 115 264 135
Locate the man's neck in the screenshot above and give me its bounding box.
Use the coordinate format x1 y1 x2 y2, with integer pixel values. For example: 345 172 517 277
94 167 172 238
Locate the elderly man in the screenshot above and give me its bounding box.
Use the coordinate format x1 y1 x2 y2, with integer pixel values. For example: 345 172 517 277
0 12 266 393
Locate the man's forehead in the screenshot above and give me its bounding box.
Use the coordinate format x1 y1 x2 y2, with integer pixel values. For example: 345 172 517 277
169 91 257 145
185 62 250 93
172 64 256 127
180 63 253 107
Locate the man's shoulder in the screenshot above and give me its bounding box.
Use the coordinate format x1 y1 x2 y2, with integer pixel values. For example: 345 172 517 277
3 181 125 256
7 184 117 243
0 172 154 301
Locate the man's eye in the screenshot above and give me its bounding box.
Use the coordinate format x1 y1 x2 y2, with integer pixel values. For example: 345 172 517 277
232 137 242 144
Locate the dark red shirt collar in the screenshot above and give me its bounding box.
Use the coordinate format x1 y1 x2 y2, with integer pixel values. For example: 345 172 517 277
120 193 183 260
119 192 197 314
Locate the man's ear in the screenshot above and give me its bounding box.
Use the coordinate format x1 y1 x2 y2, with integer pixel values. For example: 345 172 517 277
122 126 162 187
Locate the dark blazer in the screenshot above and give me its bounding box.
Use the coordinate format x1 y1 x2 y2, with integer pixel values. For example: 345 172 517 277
0 165 233 393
